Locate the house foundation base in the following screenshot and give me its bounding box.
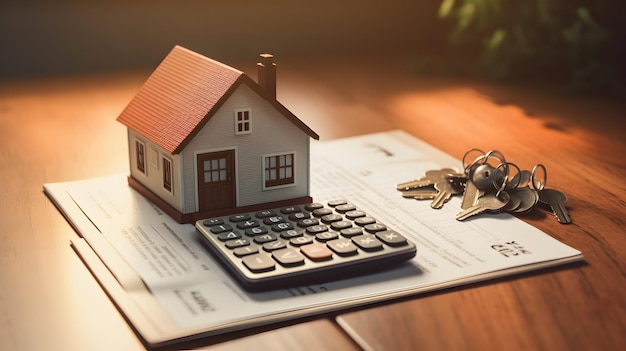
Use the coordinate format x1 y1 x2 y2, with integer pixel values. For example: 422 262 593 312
127 176 314 224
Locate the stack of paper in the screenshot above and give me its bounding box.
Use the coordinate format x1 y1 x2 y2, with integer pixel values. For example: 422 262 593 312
44 130 582 347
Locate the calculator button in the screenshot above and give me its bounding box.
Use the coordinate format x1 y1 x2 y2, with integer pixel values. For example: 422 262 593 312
203 218 224 226
352 234 384 252
280 206 301 214
300 243 333 261
263 241 287 251
255 210 276 218
233 246 259 257
375 230 408 247
289 212 310 220
210 223 233 233
245 227 269 236
263 216 285 225
335 203 357 213
345 210 366 219
217 231 242 241
306 224 329 235
272 222 294 232
254 234 277 244
312 208 333 217
355 217 376 226
225 238 250 249
327 238 358 256
340 227 363 238
327 199 348 207
321 213 343 224
365 223 387 233
243 253 276 272
304 203 324 211
237 220 259 229
331 220 352 231
229 214 251 222
297 218 319 228
272 248 305 267
280 229 303 239
315 231 338 242
290 236 314 246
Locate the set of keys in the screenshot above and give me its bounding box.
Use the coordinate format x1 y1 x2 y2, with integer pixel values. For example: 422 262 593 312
396 149 572 224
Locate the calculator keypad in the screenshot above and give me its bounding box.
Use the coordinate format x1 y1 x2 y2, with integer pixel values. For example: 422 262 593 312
195 200 417 291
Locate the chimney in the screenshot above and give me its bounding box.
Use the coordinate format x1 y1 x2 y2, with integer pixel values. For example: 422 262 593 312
257 53 276 100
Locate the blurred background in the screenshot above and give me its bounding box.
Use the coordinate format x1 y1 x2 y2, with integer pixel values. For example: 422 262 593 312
1 0 624 94
0 0 445 77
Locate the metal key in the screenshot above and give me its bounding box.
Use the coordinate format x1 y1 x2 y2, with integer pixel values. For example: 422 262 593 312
506 169 531 190
456 192 510 221
460 163 501 209
396 168 458 191
402 187 438 199
538 188 571 224
508 186 539 213
471 163 504 190
460 179 482 210
502 190 522 212
444 170 467 183
431 180 464 209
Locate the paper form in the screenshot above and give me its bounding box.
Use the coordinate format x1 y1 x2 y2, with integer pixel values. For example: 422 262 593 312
45 130 582 341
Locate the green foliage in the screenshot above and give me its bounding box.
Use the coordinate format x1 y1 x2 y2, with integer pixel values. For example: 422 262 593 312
437 0 623 94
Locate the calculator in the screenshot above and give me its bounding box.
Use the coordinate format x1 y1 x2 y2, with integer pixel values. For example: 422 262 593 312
195 199 417 291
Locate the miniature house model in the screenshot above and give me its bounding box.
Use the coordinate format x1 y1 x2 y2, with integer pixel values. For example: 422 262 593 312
117 45 319 223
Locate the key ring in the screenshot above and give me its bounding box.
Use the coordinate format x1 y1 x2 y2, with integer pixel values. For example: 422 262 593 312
462 148 485 175
465 150 506 179
504 162 524 190
484 150 506 165
464 150 505 173
531 164 547 191
496 162 522 191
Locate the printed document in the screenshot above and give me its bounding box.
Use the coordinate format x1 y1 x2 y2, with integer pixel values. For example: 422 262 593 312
44 130 583 346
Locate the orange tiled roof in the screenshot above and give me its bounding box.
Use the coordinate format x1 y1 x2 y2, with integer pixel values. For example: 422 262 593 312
117 45 318 154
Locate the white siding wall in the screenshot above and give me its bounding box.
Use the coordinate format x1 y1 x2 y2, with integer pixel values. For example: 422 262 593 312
180 84 310 213
127 129 183 212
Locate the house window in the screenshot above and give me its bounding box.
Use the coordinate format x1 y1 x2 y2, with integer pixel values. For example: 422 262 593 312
203 158 228 183
162 157 172 193
264 153 295 188
235 109 251 135
135 140 146 175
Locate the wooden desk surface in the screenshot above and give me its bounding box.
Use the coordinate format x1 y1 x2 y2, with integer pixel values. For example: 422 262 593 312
1 53 624 350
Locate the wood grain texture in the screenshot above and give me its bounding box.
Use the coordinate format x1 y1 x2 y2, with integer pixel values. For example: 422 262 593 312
1 52 624 350
0 73 358 350
304 56 626 351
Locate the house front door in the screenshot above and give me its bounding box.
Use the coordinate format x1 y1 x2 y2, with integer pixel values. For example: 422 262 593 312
197 150 236 212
